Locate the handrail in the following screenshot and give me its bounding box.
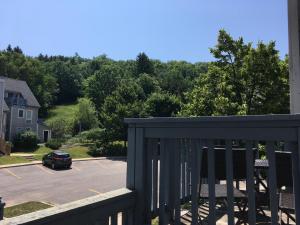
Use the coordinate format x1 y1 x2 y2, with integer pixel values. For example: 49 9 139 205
1 188 135 225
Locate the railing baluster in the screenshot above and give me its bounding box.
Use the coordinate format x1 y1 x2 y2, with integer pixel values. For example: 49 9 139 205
146 139 156 224
187 140 192 197
111 214 118 225
207 140 216 225
225 140 234 225
181 139 186 200
159 139 168 225
152 139 159 216
185 140 190 199
266 141 279 225
246 140 256 225
290 139 300 223
191 139 202 225
174 139 181 225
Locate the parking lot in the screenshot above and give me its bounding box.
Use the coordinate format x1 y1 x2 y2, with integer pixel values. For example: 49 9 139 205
0 159 126 207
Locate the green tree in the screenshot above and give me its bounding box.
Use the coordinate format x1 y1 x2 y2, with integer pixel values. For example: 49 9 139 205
136 52 154 76
74 98 99 132
182 30 289 116
100 80 144 142
142 92 181 117
137 73 161 97
85 65 122 110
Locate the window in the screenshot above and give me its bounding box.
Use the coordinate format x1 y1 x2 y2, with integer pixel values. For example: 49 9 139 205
26 110 32 124
18 109 24 118
25 127 31 131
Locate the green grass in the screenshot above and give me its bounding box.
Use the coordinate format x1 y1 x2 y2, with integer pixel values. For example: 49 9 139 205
0 156 30 166
45 103 79 125
64 146 91 158
16 145 92 161
4 202 52 218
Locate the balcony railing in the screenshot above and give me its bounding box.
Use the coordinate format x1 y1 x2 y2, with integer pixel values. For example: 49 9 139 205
5 97 27 107
1 115 300 225
1 188 135 225
125 115 300 225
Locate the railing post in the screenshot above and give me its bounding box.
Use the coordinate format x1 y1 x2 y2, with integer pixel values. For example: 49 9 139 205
0 197 5 220
291 128 300 222
126 125 147 225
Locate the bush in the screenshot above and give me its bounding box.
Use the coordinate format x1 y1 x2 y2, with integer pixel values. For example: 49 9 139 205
88 142 126 157
13 131 38 150
79 128 105 142
45 139 62 150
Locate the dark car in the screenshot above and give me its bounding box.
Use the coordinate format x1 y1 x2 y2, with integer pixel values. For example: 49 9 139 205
42 151 72 169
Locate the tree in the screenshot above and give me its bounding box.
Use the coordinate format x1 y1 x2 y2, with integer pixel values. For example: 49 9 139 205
100 80 145 142
85 65 122 110
136 52 154 76
74 98 99 132
142 92 181 117
137 73 161 96
181 30 289 116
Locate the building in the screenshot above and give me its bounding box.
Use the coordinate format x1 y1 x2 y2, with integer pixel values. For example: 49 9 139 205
0 77 51 142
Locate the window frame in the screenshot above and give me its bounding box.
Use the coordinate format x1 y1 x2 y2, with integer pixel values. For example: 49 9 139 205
18 109 25 118
26 110 33 124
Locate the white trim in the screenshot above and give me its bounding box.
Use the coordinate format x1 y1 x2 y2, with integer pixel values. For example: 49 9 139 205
18 108 25 118
26 109 32 124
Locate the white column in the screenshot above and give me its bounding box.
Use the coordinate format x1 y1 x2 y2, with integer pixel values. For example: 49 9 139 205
288 0 300 114
0 79 4 139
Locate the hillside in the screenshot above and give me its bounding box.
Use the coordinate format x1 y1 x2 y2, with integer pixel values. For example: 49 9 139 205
45 103 79 125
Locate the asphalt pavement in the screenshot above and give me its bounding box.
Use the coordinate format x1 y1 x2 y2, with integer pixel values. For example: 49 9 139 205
0 159 126 207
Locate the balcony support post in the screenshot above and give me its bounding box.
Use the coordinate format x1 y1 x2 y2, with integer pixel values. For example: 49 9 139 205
288 0 300 113
127 126 148 225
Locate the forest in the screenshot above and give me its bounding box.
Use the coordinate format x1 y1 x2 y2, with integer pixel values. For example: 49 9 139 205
0 30 290 143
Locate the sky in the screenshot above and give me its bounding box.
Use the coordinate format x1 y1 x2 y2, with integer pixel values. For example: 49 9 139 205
0 0 288 62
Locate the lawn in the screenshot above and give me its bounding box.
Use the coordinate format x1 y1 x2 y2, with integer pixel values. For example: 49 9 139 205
6 145 92 163
45 103 78 125
4 202 52 218
0 156 30 166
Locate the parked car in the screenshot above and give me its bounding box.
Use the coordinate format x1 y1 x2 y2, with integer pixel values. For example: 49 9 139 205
42 151 72 169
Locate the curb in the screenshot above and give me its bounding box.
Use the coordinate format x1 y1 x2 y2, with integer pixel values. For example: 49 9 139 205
0 157 126 169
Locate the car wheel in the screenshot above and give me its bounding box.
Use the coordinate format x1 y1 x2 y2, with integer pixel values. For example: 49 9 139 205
51 163 56 170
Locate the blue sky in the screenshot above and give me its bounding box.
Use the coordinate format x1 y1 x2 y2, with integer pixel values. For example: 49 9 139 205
0 0 288 62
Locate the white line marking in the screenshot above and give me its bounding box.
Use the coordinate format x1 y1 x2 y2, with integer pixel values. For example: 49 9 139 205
35 165 54 175
88 188 102 195
5 169 21 179
72 165 81 171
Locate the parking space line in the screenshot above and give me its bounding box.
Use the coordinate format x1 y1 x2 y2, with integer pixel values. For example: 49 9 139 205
94 161 105 168
4 169 21 179
35 165 54 175
72 165 81 171
88 188 102 195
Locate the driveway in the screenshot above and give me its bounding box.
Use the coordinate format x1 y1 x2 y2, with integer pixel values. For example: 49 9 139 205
0 159 126 207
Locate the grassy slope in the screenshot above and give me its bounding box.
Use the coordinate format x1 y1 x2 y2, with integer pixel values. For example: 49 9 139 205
45 103 78 125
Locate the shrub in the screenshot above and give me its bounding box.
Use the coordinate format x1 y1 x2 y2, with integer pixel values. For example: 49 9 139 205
45 139 62 150
13 131 38 150
88 142 126 157
80 128 105 142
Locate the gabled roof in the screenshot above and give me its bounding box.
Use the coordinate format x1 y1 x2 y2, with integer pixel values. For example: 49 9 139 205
0 77 40 108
